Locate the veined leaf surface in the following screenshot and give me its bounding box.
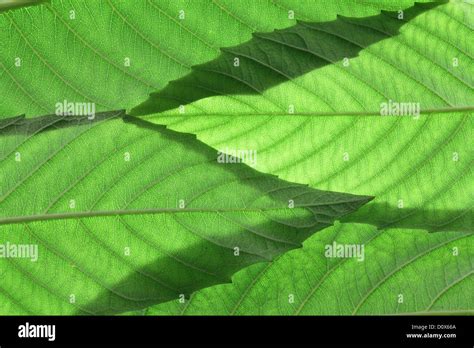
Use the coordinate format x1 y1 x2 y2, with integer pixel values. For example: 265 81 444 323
144 108 474 315
147 221 473 315
0 0 472 317
143 2 473 236
134 1 474 115
150 111 473 232
0 111 371 314
0 0 441 117
139 0 474 315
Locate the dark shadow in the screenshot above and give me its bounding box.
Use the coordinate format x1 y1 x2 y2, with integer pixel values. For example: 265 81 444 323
130 1 446 116
80 207 472 315
74 223 301 315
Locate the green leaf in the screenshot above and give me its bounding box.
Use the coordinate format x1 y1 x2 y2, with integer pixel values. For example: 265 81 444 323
149 110 473 232
0 0 471 317
134 1 473 116
0 0 439 117
0 111 371 314
142 3 474 315
142 0 473 233
133 2 466 115
135 0 474 316
145 107 473 315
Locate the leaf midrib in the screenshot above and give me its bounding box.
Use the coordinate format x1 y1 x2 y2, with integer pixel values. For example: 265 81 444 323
0 201 364 225
144 106 474 118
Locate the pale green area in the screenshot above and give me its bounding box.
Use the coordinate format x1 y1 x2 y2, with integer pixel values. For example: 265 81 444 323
147 110 473 315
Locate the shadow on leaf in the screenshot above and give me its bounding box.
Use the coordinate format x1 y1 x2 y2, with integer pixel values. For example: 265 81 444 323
131 2 445 116
0 112 373 315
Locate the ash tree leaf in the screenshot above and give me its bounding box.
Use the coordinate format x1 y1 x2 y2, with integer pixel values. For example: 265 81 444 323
0 111 371 314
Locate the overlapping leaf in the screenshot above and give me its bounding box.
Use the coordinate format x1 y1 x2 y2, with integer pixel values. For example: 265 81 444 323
148 221 473 315
0 111 371 314
145 109 474 315
150 110 473 232
142 1 473 315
